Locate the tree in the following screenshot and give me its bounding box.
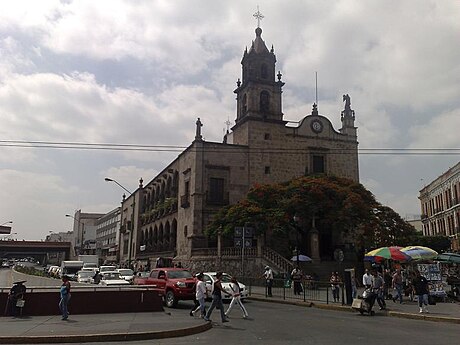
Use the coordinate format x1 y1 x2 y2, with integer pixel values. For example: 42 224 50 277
206 175 418 256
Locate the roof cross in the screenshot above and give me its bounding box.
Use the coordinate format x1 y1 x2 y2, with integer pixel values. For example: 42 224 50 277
253 6 264 28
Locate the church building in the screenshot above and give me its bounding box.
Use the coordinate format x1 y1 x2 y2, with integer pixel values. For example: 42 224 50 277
118 24 359 271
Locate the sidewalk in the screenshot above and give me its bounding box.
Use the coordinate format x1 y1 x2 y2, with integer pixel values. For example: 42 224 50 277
0 312 211 344
249 286 460 324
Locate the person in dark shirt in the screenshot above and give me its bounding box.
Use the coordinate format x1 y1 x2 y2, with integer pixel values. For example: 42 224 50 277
7 280 26 317
204 272 229 323
412 270 429 313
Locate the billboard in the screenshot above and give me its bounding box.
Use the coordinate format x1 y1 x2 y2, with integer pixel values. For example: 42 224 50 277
0 225 12 234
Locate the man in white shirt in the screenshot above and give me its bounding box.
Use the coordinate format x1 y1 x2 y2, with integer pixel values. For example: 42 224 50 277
262 266 274 297
362 269 372 289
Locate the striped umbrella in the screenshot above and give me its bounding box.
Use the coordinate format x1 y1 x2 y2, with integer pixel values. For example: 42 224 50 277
401 246 438 261
365 246 412 262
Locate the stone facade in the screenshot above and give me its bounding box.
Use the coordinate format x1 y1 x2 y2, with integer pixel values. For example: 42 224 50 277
121 26 360 268
419 161 460 250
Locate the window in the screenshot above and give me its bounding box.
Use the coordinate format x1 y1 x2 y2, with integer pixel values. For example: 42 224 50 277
260 91 270 113
261 64 268 79
265 166 271 174
242 94 247 114
312 155 325 174
209 178 225 203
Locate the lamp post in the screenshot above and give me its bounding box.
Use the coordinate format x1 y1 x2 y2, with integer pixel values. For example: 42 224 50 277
293 215 300 267
1 221 13 226
105 177 135 268
66 214 84 256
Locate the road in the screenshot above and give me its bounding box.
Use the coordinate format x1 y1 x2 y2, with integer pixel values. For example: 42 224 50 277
59 300 460 345
0 266 87 289
1 270 458 345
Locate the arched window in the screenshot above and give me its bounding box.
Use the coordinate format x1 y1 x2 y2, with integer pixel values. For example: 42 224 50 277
260 91 270 113
261 64 268 79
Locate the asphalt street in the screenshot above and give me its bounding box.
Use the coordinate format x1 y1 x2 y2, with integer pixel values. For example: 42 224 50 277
1 268 459 345
22 299 455 345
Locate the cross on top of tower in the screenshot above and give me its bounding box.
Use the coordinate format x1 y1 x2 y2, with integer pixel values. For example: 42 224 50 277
253 6 264 28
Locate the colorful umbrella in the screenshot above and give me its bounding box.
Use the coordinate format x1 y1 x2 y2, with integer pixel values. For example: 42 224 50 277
364 246 412 262
434 252 460 264
401 246 438 261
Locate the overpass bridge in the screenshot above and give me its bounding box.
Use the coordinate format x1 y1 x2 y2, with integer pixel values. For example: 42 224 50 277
0 240 72 264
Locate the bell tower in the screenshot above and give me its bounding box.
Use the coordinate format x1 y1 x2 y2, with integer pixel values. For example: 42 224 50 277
233 24 285 128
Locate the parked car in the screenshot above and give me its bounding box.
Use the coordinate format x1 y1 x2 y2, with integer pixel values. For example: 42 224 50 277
98 271 130 286
134 268 195 307
117 268 135 284
202 272 248 300
77 270 94 284
99 265 117 273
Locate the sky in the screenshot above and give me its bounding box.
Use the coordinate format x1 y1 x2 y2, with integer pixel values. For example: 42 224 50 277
1 0 459 241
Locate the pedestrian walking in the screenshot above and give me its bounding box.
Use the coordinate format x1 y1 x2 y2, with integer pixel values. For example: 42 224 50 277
412 270 430 313
225 277 248 319
59 275 71 320
392 269 403 304
190 273 207 318
262 266 274 297
371 270 386 310
383 269 392 299
204 272 229 323
291 266 303 295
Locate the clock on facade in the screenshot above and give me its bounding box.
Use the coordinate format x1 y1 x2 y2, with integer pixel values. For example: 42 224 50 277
311 120 323 133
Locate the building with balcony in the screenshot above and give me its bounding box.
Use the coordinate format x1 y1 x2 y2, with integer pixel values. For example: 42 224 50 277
419 161 460 250
119 24 360 270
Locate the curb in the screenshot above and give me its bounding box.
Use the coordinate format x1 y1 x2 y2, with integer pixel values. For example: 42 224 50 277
388 311 460 324
0 321 212 344
248 296 460 323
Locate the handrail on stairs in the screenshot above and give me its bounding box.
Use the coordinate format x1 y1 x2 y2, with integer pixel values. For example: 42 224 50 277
262 247 294 274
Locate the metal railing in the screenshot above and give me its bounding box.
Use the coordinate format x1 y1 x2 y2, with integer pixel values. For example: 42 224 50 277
245 277 345 305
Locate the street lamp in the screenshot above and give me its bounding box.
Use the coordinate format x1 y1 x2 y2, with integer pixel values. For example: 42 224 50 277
1 221 13 226
66 214 84 255
105 177 135 268
293 215 300 267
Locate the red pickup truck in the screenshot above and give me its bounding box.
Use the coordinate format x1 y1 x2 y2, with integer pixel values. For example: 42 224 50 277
134 268 196 307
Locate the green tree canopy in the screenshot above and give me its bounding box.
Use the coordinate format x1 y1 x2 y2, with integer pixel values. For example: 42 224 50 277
206 175 417 252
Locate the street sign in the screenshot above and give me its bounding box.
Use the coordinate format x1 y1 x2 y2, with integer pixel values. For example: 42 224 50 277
234 226 254 248
234 238 243 248
234 227 243 238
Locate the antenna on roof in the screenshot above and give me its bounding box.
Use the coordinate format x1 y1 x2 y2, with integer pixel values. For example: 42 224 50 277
315 71 318 105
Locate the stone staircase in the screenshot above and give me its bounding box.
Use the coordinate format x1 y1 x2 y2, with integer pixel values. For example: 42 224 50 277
262 247 294 275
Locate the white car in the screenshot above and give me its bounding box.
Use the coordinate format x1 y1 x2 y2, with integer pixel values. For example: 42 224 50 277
99 271 130 286
202 272 248 300
117 268 134 284
76 270 94 284
99 265 117 273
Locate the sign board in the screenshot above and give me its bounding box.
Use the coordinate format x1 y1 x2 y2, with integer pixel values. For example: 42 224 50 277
234 227 243 238
0 225 11 234
234 238 253 248
234 238 243 248
417 263 441 281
